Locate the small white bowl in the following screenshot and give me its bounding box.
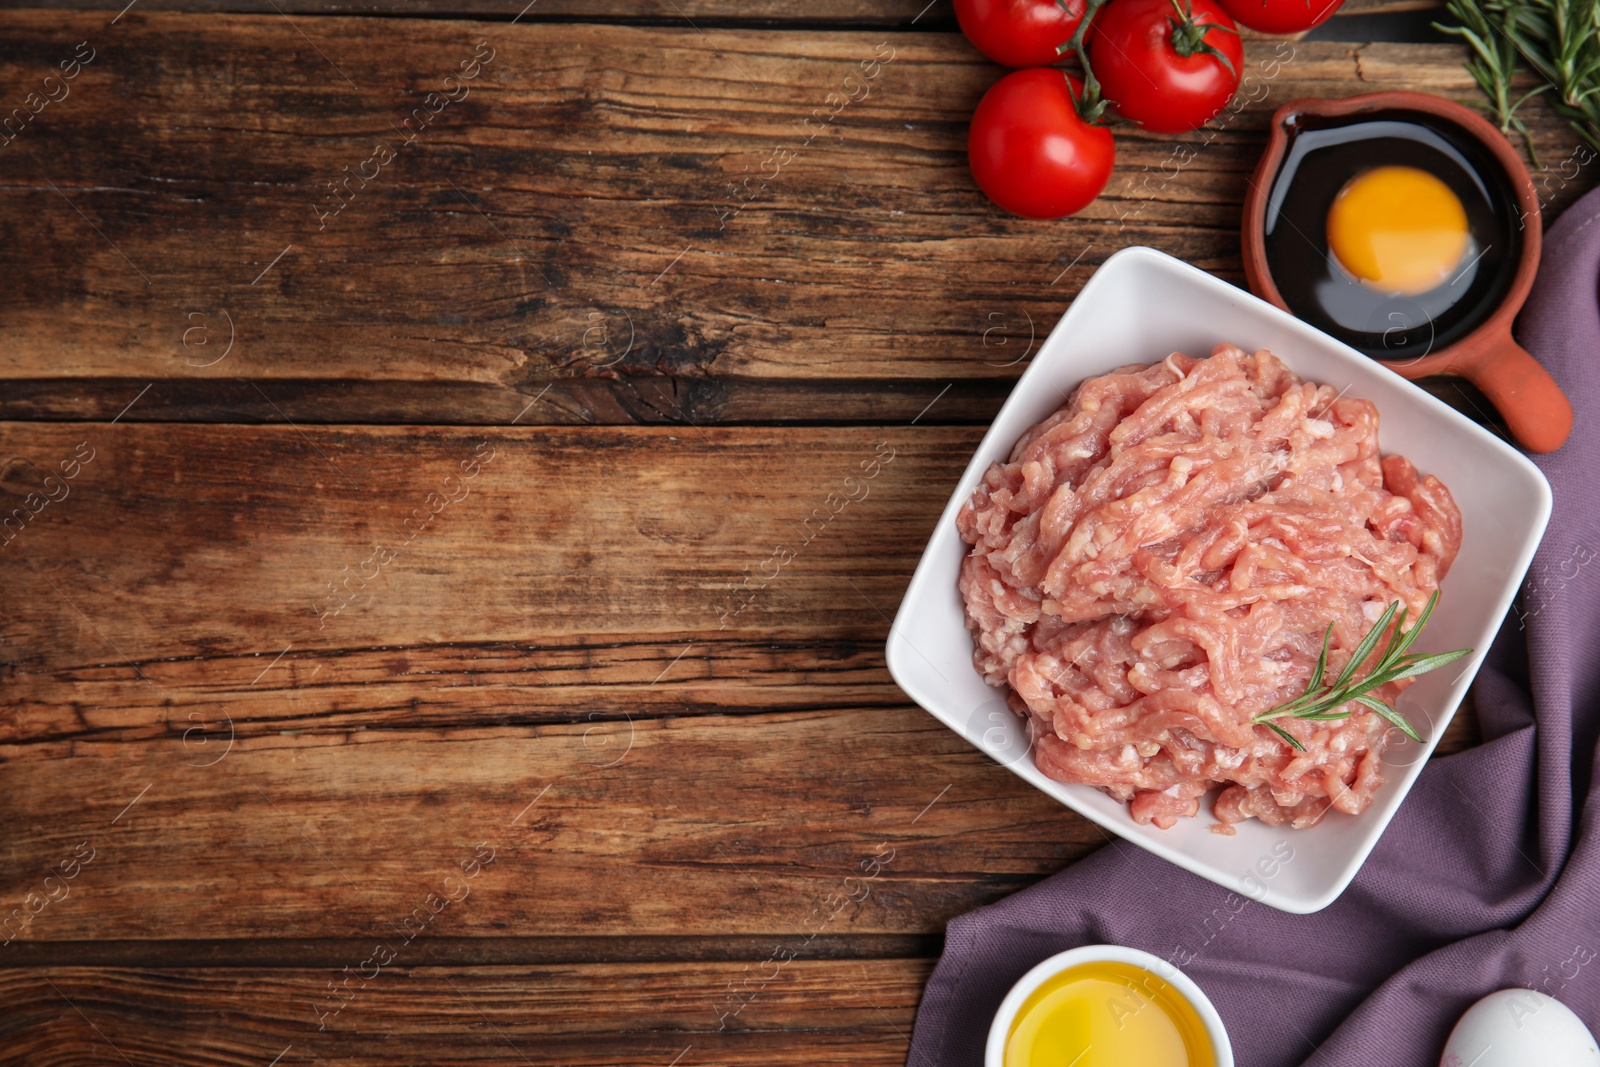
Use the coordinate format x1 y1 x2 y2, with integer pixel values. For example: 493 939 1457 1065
985 945 1233 1067
886 246 1552 913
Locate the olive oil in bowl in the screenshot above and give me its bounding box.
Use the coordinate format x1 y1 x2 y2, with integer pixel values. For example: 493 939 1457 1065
986 946 1230 1067
1004 961 1217 1067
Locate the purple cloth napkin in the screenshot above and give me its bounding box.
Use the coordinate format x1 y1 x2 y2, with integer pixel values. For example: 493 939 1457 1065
907 187 1600 1066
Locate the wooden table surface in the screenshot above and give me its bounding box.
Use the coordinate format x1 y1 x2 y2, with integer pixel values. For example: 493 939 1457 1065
0 1 1587 1062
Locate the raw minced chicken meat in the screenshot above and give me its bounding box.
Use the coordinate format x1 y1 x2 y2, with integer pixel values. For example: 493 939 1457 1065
957 344 1463 831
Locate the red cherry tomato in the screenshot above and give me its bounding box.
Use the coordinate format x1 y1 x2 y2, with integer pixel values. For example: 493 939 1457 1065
954 0 1087 68
968 68 1115 219
1216 0 1343 33
1090 0 1243 134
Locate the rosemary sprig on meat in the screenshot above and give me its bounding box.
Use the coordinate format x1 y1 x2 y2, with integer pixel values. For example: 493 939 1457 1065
1252 592 1472 753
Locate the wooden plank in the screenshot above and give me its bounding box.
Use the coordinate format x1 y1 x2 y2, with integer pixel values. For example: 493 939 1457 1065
0 374 1509 434
0 959 931 1064
0 708 1098 941
0 15 1585 423
0 422 1096 941
0 424 951 669
2 0 944 20
0 700 1478 944
0 932 942 966
0 422 1483 943
0 422 1482 742
0 0 1444 24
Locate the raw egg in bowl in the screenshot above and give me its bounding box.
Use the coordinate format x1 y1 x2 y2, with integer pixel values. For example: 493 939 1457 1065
1241 91 1573 452
1326 164 1470 296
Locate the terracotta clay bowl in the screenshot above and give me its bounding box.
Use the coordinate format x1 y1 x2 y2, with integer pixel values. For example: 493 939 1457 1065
1242 91 1573 453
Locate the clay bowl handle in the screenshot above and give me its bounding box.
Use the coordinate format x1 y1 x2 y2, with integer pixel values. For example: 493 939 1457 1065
1452 326 1573 452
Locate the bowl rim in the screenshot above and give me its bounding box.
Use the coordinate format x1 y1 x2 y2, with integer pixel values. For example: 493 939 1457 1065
886 244 1553 913
983 944 1235 1067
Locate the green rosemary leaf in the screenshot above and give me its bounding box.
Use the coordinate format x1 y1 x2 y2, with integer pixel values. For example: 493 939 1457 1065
1435 0 1600 154
1253 595 1472 750
1500 0 1600 150
1355 695 1425 743
1263 720 1305 752
1333 600 1400 690
1435 0 1526 136
1306 621 1332 694
1391 590 1439 660
1380 597 1415 664
1360 647 1475 689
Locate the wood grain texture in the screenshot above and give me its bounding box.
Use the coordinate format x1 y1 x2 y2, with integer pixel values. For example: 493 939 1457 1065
0 960 932 1064
0 14 1586 424
0 707 1097 941
0 0 1443 23
0 422 1482 943
0 422 1093 942
0 932 943 966
0 424 952 668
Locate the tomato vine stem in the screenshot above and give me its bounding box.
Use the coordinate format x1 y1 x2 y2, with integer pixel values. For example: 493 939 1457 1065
1166 0 1240 75
1057 0 1113 122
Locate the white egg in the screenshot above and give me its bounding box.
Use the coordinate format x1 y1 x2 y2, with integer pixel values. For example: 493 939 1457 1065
1441 988 1600 1067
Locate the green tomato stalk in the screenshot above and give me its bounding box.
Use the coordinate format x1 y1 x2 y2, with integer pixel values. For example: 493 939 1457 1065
1057 0 1114 123
1167 0 1239 77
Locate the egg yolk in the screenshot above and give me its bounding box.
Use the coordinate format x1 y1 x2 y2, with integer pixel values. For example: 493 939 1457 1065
1326 165 1470 295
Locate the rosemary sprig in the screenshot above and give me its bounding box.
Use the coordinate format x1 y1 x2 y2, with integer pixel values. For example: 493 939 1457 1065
1252 591 1472 753
1435 0 1545 161
1436 0 1600 155
1503 0 1600 152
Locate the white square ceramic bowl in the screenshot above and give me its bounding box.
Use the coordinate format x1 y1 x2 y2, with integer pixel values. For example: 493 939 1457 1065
887 246 1552 913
